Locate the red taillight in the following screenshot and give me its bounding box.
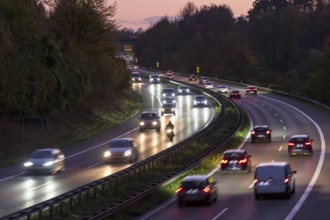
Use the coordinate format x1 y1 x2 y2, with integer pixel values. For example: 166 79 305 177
253 179 258 185
288 142 295 146
305 142 311 146
284 178 289 184
202 186 211 193
221 159 228 164
251 131 256 135
266 130 270 134
176 187 183 194
239 159 248 164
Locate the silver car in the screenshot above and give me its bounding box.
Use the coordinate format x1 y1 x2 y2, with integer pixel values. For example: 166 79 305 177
103 138 139 163
24 148 65 175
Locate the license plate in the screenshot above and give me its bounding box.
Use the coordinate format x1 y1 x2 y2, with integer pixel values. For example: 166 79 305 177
297 144 303 147
257 135 264 137
229 160 238 164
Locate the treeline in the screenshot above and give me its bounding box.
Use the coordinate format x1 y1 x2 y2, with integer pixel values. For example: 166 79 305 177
0 0 129 116
134 0 330 105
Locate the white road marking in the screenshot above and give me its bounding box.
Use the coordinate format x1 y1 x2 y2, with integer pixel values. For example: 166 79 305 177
260 95 325 220
279 146 283 151
268 107 272 111
212 208 229 220
275 113 279 117
283 135 286 139
280 119 283 123
283 126 286 130
27 182 51 192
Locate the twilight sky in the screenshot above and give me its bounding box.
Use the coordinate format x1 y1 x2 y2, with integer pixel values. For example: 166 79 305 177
107 0 255 30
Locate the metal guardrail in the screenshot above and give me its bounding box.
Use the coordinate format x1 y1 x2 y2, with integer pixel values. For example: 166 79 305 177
1 81 239 220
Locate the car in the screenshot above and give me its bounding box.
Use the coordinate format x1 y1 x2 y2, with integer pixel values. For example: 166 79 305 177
165 70 174 79
203 82 214 89
23 148 65 175
176 175 218 206
199 76 209 84
162 95 176 105
193 95 208 107
131 71 142 83
189 74 198 81
219 149 252 173
103 138 138 163
246 85 257 95
254 162 296 200
161 103 176 116
177 85 190 95
251 125 272 143
139 111 161 132
217 85 229 93
162 88 176 98
229 90 241 99
132 65 139 70
149 74 160 83
288 134 313 156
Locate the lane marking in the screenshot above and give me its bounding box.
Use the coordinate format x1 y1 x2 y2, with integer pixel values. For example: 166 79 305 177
280 119 283 123
260 95 326 220
27 182 51 192
283 126 286 130
283 135 286 140
275 113 279 117
212 208 229 220
137 198 176 220
279 146 283 151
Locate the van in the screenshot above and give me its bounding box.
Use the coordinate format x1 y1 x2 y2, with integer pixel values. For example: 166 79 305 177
254 162 296 200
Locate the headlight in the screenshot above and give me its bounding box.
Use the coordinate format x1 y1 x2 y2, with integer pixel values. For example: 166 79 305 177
140 122 145 126
43 161 54 166
194 101 197 104
171 108 175 111
172 93 175 96
162 109 165 112
124 150 132 157
104 151 111 157
163 94 166 97
204 101 207 104
24 161 33 167
152 121 158 125
179 89 182 92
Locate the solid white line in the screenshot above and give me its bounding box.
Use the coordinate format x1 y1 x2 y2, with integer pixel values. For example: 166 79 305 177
212 208 229 220
280 119 283 123
279 146 282 151
137 198 176 220
260 95 326 220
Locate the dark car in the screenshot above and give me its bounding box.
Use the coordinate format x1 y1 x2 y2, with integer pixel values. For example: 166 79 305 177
288 134 313 156
251 125 272 143
139 111 161 132
177 85 190 95
193 95 208 107
161 103 176 116
131 71 142 83
149 74 160 83
103 138 138 163
229 90 241 99
165 70 174 79
189 74 198 81
176 175 218 206
246 86 257 95
220 149 252 173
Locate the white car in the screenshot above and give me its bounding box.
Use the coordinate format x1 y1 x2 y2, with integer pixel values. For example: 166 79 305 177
217 85 229 93
204 82 214 89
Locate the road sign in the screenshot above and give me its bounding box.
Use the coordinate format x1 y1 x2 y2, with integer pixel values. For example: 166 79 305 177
196 66 200 74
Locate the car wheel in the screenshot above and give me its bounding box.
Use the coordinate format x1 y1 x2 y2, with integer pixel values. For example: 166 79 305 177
251 138 255 143
157 128 160 132
255 193 260 200
177 199 183 207
139 128 143 132
292 186 295 194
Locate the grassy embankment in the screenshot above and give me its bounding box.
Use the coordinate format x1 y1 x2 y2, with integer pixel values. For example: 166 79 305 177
0 88 142 167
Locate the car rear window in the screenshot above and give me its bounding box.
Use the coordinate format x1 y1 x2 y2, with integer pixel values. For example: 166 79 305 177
182 181 205 189
254 127 267 131
256 166 285 180
223 153 244 159
292 137 307 142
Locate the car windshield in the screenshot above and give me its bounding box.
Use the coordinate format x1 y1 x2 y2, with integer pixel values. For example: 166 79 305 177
109 140 129 148
132 73 140 77
218 86 226 88
162 104 174 108
31 150 52 159
163 89 174 93
179 86 188 90
150 75 158 78
141 113 158 119
223 153 244 160
195 96 205 100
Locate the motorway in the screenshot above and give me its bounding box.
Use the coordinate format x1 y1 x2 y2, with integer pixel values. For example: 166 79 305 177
0 77 215 217
139 75 329 220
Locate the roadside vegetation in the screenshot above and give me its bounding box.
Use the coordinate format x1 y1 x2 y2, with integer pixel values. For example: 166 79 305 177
0 0 136 166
